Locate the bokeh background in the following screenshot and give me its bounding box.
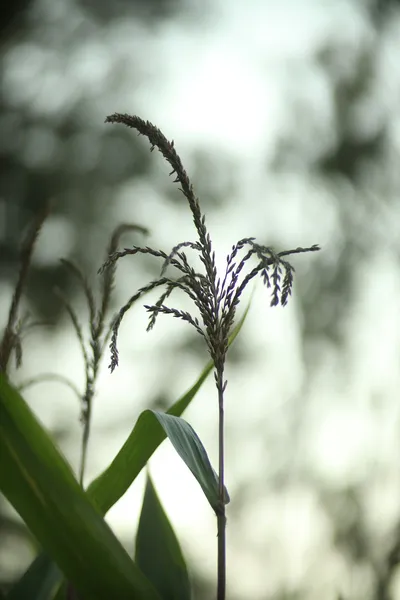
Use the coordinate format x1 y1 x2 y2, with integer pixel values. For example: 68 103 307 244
1 0 400 598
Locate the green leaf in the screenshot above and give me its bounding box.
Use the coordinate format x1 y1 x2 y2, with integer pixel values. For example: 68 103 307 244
0 375 160 600
87 302 249 515
135 474 191 600
151 411 229 512
6 553 61 600
87 371 209 516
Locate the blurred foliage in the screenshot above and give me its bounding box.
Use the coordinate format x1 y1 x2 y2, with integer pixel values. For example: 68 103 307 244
272 3 400 360
0 0 189 321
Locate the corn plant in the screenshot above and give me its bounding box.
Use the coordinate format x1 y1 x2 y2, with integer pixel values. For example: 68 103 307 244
0 114 319 600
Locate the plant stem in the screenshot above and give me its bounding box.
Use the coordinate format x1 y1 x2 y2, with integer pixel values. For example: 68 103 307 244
79 403 91 485
216 367 226 600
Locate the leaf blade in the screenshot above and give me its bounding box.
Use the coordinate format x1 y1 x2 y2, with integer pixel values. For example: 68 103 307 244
135 474 191 600
151 411 229 512
0 375 160 600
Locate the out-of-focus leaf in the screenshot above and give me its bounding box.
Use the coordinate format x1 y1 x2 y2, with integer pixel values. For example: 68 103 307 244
87 303 249 515
0 375 160 600
135 474 191 600
6 552 61 600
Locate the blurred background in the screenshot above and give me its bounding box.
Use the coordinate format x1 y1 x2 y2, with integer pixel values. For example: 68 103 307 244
1 0 400 598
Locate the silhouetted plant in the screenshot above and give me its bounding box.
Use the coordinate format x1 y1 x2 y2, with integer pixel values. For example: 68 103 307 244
0 204 50 375
54 223 148 483
102 112 320 600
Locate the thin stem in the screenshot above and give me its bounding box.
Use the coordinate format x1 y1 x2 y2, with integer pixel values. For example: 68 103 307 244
17 373 82 401
216 366 226 600
79 393 91 485
79 330 105 485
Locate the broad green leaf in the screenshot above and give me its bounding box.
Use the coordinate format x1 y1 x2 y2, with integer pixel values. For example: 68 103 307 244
135 474 191 600
87 303 249 515
87 370 209 516
0 376 160 600
151 411 229 512
6 553 61 600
